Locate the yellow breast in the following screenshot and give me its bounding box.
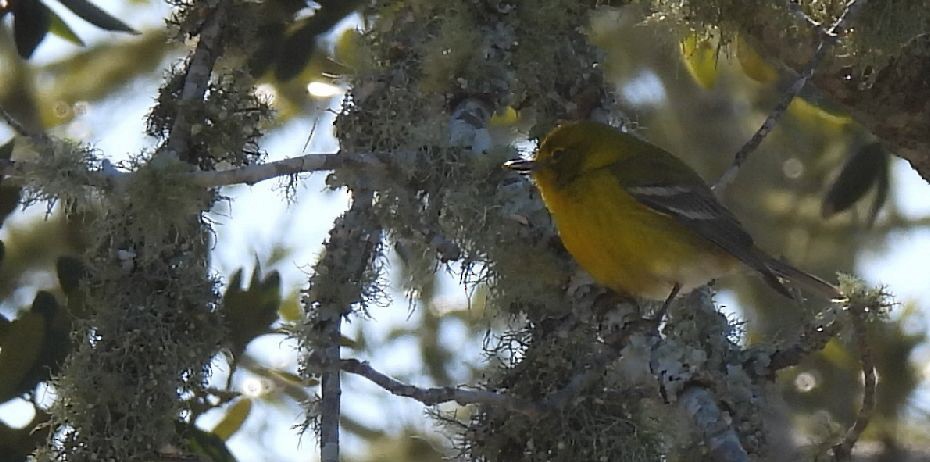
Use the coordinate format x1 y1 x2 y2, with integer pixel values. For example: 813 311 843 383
535 168 738 300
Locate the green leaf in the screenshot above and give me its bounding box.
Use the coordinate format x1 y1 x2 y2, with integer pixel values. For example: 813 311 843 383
0 307 47 403
180 423 238 462
681 34 719 90
0 185 22 227
48 7 85 46
0 419 43 462
274 0 363 80
276 293 301 323
56 254 90 317
58 0 137 34
13 0 52 58
56 255 86 295
269 368 314 386
222 266 282 356
212 398 253 441
0 313 9 340
243 0 308 77
735 34 777 83
869 151 890 226
821 142 889 225
27 292 71 385
0 139 14 160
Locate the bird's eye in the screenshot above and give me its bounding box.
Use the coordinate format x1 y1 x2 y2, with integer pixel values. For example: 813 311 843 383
551 148 568 160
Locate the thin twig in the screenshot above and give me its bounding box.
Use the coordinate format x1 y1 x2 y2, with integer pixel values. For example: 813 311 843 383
766 307 844 373
0 104 51 147
832 304 877 460
714 42 827 193
340 358 542 415
785 1 825 34
163 4 227 161
714 0 867 193
189 152 380 187
829 0 869 38
0 104 33 138
0 152 370 188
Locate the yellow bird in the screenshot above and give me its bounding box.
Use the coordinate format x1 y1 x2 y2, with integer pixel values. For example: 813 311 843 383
506 121 840 304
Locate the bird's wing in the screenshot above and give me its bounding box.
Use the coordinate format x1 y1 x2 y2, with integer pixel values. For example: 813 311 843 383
610 152 795 298
625 182 752 254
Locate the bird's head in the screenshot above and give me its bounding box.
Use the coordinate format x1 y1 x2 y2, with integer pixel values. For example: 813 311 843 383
506 121 632 188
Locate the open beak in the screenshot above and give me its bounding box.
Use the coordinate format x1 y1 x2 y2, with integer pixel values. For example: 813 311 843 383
504 158 537 175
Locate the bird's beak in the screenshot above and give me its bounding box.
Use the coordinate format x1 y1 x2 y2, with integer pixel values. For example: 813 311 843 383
504 158 537 174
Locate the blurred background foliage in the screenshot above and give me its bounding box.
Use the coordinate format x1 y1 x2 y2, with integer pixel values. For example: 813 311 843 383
0 0 928 461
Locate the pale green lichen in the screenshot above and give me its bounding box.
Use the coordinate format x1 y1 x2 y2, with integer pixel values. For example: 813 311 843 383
20 140 101 213
45 153 222 460
326 1 665 461
41 1 276 456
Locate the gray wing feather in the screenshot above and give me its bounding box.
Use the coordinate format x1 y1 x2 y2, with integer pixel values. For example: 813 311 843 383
627 183 795 298
626 184 754 252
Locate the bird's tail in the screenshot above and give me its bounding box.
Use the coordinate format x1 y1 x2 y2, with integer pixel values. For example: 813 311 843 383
758 252 843 301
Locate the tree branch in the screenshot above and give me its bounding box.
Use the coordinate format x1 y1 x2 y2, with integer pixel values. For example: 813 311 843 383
679 386 750 462
340 358 542 415
0 104 34 139
714 0 868 192
303 190 380 462
319 316 342 462
189 152 380 187
0 103 51 148
0 152 365 189
832 303 877 460
679 0 930 181
766 306 844 373
163 3 227 161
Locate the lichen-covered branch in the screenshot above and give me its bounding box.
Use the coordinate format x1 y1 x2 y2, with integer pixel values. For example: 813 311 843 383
163 4 227 161
318 320 341 462
832 302 878 460
0 152 370 188
34 2 261 459
0 149 382 192
764 306 844 374
340 358 541 415
679 386 750 462
725 1 930 181
300 191 381 462
24 150 370 191
189 152 380 187
45 163 223 460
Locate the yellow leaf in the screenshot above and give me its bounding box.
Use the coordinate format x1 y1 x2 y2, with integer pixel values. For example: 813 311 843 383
681 34 718 89
277 294 301 323
334 29 367 71
736 35 777 83
212 398 253 441
786 97 852 136
489 106 519 127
